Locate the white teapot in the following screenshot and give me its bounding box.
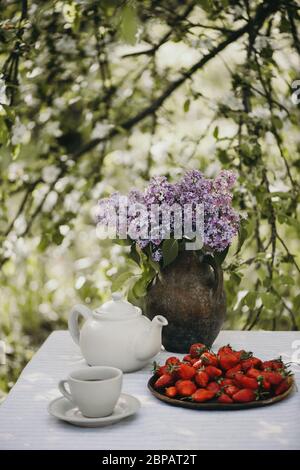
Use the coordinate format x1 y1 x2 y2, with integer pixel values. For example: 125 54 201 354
68 292 168 372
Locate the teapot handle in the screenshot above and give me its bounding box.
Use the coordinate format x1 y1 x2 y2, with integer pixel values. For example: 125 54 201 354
68 304 92 346
202 254 223 300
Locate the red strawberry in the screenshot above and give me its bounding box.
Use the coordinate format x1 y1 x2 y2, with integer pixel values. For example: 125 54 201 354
200 351 219 367
219 378 235 387
218 351 240 371
154 373 173 389
155 360 178 377
192 389 216 402
207 381 220 394
256 375 271 392
189 343 208 358
205 365 222 379
195 370 209 388
177 363 196 380
241 357 262 371
234 373 258 390
192 359 203 369
166 356 180 366
234 349 253 361
182 355 198 365
190 358 199 365
262 358 284 371
274 377 293 396
232 388 256 403
218 344 233 355
225 364 242 378
183 354 192 363
165 386 177 398
261 370 284 385
246 367 262 379
246 368 270 390
246 368 270 391
243 368 270 386
223 385 240 397
217 393 233 404
155 364 168 376
176 380 197 397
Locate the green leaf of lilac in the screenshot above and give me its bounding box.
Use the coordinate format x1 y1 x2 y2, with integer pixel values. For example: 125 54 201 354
111 271 134 292
235 219 248 255
129 244 141 266
214 246 229 265
162 239 179 268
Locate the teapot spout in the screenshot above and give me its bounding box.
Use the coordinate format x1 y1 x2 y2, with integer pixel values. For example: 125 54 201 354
135 315 168 362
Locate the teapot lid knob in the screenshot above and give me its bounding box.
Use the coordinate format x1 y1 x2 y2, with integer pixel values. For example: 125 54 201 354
112 292 123 302
97 291 141 319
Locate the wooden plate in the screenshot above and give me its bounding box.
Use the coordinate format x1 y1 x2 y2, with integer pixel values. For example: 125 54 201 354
148 375 295 410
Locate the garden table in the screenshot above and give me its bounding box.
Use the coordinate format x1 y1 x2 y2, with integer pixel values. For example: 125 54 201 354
0 330 299 450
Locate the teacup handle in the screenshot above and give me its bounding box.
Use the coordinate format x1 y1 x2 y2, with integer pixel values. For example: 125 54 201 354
59 380 73 402
68 304 92 345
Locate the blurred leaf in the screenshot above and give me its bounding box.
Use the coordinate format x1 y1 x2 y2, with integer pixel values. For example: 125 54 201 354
128 244 140 265
52 231 64 245
111 271 133 291
217 149 230 164
235 219 248 255
230 271 242 285
131 276 147 298
162 239 178 268
278 275 294 286
119 5 138 44
271 115 283 130
183 99 190 113
0 117 9 144
261 292 276 310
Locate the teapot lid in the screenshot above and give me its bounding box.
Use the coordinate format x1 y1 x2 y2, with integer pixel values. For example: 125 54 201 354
95 292 141 320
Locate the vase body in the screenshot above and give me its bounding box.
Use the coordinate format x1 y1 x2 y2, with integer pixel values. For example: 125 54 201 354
145 251 226 353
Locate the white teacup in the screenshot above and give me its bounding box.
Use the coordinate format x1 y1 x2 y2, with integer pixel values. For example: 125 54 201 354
58 366 123 418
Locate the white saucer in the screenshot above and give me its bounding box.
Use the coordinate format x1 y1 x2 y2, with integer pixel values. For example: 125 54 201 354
48 393 141 427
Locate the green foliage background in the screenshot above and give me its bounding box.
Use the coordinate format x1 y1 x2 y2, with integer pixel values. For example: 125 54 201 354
0 0 300 399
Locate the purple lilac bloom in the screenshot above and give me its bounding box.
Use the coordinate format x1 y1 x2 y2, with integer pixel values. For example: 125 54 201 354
128 188 144 204
152 247 163 262
97 169 240 260
177 170 212 206
204 206 239 252
214 169 237 190
144 176 177 205
96 192 120 225
137 239 149 249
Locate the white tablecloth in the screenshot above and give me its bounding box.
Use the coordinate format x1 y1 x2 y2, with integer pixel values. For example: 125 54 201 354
0 330 299 450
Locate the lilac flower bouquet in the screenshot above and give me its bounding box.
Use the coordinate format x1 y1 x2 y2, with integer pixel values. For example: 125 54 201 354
97 169 240 298
98 170 239 257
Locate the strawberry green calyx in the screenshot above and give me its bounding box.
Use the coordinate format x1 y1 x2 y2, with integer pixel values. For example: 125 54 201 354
239 350 253 360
